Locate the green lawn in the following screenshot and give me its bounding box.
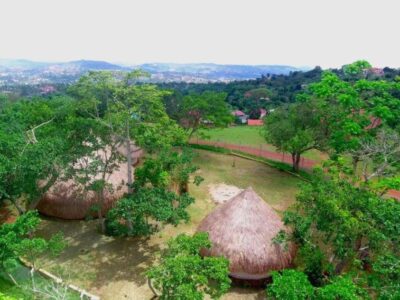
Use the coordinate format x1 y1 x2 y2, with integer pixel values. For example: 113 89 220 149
194 126 327 162
196 126 269 148
34 150 300 300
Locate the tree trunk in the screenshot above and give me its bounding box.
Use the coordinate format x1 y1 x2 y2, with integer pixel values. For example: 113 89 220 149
126 122 133 194
334 258 348 275
126 212 134 234
187 128 196 140
352 155 359 175
148 278 160 299
292 153 301 172
179 182 189 195
9 197 25 215
98 191 106 234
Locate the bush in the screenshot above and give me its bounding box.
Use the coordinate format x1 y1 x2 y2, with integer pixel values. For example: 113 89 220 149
147 233 231 299
267 269 314 300
316 277 362 300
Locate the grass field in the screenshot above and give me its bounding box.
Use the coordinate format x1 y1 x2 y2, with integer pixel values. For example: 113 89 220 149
194 126 327 162
35 150 300 300
197 126 269 148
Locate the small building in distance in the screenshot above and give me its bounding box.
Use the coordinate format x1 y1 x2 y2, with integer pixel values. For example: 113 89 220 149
247 119 263 126
232 110 248 124
197 187 296 285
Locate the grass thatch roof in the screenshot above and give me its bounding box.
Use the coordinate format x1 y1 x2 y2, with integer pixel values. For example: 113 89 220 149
197 187 296 280
37 144 143 220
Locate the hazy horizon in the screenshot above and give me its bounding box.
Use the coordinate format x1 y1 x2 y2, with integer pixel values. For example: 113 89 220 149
1 0 399 68
0 57 313 69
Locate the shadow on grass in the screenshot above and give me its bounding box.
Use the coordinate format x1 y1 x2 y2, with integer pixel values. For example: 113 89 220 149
35 217 160 290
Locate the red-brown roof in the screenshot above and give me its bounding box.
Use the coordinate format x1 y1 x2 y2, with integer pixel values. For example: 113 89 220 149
248 119 263 126
233 110 246 117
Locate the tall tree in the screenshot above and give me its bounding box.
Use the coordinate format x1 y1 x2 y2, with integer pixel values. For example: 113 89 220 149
280 166 400 298
178 91 233 139
263 102 325 171
0 96 92 213
302 62 400 169
71 70 185 194
105 148 203 236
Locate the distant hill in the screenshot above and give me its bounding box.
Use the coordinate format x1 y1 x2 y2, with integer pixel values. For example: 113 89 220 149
0 59 50 70
62 60 129 71
0 59 127 71
0 59 310 85
139 63 307 81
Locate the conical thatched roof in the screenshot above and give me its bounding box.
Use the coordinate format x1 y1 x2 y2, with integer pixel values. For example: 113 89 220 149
197 187 296 280
37 145 143 220
37 161 128 220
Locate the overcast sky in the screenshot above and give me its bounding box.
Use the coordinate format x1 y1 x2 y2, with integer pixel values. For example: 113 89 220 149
1 0 399 68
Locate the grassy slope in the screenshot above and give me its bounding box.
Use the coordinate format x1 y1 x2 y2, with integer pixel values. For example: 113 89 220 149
35 150 300 300
195 126 326 162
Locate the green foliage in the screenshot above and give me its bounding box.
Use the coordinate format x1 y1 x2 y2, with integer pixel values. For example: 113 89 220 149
105 187 195 236
0 211 65 272
302 67 400 155
0 96 98 211
268 270 362 300
267 269 314 300
178 91 233 138
0 291 20 300
300 245 326 287
147 233 231 300
71 70 185 154
316 276 363 300
343 60 372 79
368 253 400 299
263 102 324 171
159 66 324 113
283 169 400 298
135 148 203 192
243 87 271 118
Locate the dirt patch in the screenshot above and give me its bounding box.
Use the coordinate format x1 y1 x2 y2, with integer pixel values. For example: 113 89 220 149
208 184 243 204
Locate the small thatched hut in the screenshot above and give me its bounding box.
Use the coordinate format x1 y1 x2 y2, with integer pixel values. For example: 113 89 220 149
197 187 296 283
37 144 143 220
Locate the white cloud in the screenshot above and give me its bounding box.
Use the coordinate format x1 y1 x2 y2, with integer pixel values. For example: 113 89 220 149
0 0 399 68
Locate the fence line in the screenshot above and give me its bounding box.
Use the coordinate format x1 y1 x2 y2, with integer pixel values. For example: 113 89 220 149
20 258 100 300
191 139 315 169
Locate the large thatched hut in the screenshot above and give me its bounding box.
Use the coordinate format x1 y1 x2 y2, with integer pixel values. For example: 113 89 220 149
197 187 296 284
37 143 143 220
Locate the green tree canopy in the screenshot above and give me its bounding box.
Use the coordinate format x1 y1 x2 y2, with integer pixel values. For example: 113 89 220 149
105 187 195 237
179 91 233 138
147 233 231 300
263 102 325 171
281 167 400 298
0 96 96 213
